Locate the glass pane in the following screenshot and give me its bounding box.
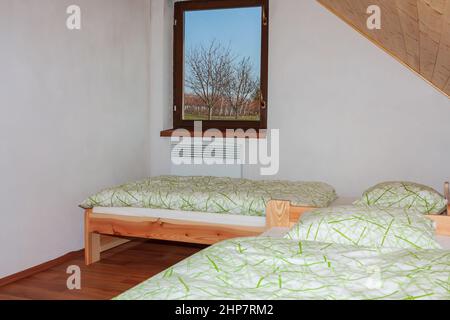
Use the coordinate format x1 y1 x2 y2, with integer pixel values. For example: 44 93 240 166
183 7 262 121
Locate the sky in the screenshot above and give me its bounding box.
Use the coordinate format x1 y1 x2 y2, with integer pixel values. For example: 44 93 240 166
184 7 262 81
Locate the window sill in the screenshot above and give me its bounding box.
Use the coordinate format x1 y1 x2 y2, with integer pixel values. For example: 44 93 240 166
160 128 266 139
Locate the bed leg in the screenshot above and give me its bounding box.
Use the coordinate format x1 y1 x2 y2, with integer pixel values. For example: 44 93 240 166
84 209 101 265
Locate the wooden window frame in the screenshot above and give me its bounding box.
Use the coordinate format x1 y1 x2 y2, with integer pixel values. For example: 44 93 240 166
173 0 269 131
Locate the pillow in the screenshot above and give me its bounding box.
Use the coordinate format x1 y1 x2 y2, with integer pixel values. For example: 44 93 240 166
353 181 447 215
284 205 441 250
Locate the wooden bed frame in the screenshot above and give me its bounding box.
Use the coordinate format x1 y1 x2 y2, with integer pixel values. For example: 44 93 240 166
266 182 450 236
85 182 450 265
84 206 316 264
265 197 450 236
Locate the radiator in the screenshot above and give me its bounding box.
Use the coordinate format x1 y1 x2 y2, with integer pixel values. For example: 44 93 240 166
170 137 244 178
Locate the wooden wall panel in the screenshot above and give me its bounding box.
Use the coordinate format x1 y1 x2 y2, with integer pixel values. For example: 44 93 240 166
417 0 445 79
318 0 450 97
396 0 420 69
445 79 450 92
432 1 450 88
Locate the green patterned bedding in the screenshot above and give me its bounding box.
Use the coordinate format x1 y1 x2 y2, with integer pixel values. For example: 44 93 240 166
353 181 447 215
80 176 337 216
285 206 441 250
115 237 450 300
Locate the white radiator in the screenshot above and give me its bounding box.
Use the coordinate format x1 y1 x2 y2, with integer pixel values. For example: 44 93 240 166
170 137 244 178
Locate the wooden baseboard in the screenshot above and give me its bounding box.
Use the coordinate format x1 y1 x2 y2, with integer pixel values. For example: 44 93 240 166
0 250 82 288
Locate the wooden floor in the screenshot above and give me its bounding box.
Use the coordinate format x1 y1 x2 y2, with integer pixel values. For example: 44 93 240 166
0 240 205 300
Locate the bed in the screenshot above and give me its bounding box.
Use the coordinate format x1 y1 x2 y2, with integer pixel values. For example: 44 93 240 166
81 176 338 264
114 199 450 300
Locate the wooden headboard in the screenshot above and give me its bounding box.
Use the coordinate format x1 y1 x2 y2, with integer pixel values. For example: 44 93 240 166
266 182 450 236
265 200 312 228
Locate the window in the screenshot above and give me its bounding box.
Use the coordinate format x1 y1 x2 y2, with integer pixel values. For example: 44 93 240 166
173 0 268 131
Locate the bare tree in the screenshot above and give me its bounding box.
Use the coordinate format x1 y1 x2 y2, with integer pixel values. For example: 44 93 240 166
185 41 233 120
185 40 259 120
223 57 259 119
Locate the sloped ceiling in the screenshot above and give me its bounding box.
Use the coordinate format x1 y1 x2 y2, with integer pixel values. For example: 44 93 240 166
317 0 450 97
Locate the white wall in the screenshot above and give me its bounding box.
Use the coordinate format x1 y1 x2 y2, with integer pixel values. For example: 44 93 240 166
147 0 173 176
0 0 150 278
262 0 449 196
150 0 449 196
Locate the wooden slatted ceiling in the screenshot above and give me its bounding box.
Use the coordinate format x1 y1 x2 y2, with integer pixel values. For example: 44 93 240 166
317 0 450 97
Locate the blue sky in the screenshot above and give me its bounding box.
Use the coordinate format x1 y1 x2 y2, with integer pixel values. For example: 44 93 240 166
185 7 262 76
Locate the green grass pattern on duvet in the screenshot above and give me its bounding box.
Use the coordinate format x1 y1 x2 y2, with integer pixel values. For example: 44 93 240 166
80 176 337 216
285 206 441 250
353 181 447 215
115 237 450 300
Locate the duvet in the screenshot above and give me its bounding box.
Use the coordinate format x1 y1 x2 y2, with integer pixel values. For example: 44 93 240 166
80 176 336 216
115 237 450 300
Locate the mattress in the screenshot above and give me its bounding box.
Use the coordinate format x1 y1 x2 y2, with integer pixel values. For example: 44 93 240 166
91 197 355 227
81 175 337 217
92 206 267 227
